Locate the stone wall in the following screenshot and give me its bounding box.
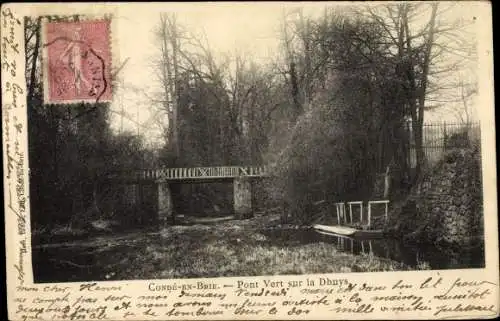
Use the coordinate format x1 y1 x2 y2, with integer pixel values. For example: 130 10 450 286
390 146 483 248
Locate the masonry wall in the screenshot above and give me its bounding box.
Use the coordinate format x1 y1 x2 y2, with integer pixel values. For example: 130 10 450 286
392 146 484 248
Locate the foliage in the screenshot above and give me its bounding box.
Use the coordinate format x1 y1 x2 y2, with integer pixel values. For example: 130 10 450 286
267 12 411 222
25 16 153 229
27 3 477 228
148 5 476 223
33 214 415 282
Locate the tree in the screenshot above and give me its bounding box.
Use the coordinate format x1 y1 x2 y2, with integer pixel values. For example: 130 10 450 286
268 9 412 222
362 2 475 181
26 15 152 229
455 74 477 126
154 13 182 164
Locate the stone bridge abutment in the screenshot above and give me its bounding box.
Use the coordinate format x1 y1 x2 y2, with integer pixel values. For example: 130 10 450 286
116 166 268 227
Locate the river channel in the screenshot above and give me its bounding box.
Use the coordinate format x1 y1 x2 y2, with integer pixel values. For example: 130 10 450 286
261 227 485 270
32 219 485 283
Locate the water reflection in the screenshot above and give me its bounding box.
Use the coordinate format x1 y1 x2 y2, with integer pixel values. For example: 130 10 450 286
32 225 484 283
316 232 484 270
261 228 484 270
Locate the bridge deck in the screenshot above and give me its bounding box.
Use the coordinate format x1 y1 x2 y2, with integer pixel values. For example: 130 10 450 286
116 166 269 181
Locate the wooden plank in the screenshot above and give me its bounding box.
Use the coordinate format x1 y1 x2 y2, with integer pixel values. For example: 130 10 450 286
369 200 390 204
313 224 384 239
316 230 350 239
313 224 357 236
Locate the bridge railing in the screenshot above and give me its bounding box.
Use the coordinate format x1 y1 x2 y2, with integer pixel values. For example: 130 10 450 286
129 165 269 181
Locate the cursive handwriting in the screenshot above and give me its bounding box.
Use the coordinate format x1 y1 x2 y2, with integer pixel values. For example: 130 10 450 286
9 275 498 320
2 6 28 292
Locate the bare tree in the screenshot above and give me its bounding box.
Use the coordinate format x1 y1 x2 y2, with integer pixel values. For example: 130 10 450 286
362 2 475 181
280 9 303 118
25 16 42 107
455 75 477 126
155 13 182 163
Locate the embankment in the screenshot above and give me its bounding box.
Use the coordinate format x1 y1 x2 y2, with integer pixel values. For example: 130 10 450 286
388 146 483 249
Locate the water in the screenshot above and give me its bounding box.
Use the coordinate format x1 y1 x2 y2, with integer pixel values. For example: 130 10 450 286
327 233 485 270
32 224 485 283
261 228 485 270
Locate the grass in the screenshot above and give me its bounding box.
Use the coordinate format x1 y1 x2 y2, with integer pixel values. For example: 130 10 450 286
107 230 412 280
33 214 416 282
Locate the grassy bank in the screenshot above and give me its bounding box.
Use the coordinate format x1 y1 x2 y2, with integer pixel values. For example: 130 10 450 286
33 214 418 282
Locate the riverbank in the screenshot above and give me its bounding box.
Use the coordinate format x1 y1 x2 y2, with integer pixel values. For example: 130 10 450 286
32 213 417 282
386 146 483 250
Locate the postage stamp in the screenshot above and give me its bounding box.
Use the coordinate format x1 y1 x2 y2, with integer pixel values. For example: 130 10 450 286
43 19 112 104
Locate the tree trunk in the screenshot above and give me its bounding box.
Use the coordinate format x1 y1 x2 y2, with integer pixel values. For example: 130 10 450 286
413 118 425 181
289 61 302 118
27 17 41 107
159 14 180 165
170 16 180 161
412 3 438 182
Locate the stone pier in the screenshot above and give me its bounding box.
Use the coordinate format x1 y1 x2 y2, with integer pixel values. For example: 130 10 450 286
234 176 252 219
157 182 173 227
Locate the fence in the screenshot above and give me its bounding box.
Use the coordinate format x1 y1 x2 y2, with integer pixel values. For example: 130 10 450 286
409 121 480 168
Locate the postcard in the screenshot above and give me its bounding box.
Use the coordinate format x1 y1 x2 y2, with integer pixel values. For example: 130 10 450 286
2 2 498 320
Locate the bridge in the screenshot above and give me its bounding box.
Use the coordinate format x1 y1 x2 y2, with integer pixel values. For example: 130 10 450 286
110 166 270 226
123 165 269 182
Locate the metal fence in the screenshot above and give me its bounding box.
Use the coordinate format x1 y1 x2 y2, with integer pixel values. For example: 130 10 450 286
409 122 481 168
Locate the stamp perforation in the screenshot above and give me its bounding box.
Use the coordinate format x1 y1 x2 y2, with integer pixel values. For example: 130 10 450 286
41 15 114 105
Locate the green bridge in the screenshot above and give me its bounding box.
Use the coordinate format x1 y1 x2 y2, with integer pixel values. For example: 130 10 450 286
110 166 270 225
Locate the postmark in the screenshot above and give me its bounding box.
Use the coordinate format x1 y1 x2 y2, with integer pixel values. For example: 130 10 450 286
43 19 112 104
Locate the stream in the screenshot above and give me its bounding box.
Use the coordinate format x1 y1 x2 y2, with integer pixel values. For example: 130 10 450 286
32 219 485 283
263 228 485 270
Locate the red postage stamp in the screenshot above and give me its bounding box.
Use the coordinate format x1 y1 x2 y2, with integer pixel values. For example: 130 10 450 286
43 19 112 104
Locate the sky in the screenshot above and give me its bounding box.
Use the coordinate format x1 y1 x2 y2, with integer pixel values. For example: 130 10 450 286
110 3 347 145
110 3 295 144
102 2 484 146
